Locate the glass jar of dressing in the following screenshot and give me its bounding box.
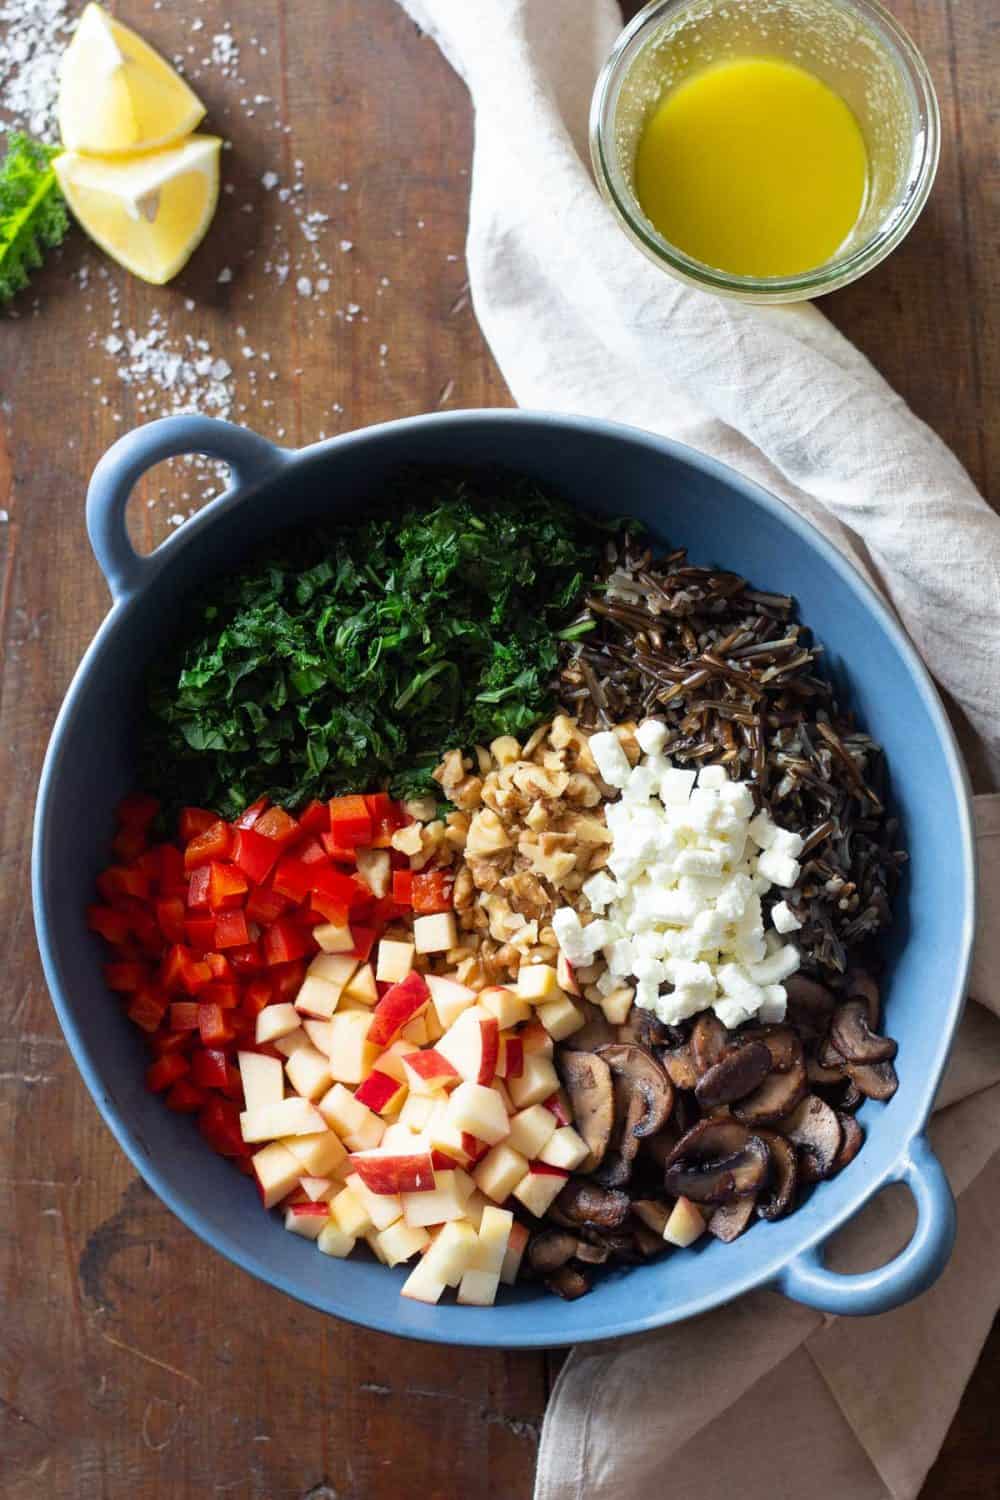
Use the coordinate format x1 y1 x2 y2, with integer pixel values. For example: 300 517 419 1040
590 0 939 302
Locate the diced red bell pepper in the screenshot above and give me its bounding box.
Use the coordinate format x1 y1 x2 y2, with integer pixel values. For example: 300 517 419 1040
148 1027 191 1057
271 958 307 1004
169 1001 201 1031
179 807 219 843
227 940 264 975
309 891 350 926
184 915 218 953
391 869 413 906
190 1047 230 1090
235 795 269 830
328 794 372 847
146 1053 190 1093
103 960 148 992
97 864 151 904
254 806 300 847
207 862 248 912
156 843 187 897
187 864 212 910
214 909 250 949
155 896 187 945
231 827 279 886
126 985 167 1033
349 925 377 962
310 863 364 909
87 904 132 945
320 831 357 866
113 896 162 950
117 792 161 831
271 856 314 905
242 977 273 1018
184 820 233 872
295 838 330 867
365 792 404 848
411 869 454 914
245 883 290 926
134 847 164 884
200 980 241 1010
165 1078 207 1113
198 1002 234 1047
112 825 148 862
298 799 331 836
161 943 213 996
198 1095 249 1157
205 951 233 981
262 917 312 967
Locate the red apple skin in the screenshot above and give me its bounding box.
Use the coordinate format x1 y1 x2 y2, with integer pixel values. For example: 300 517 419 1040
288 1202 330 1218
350 1150 436 1194
499 1036 524 1079
529 1162 569 1178
430 1148 462 1171
543 1091 572 1126
354 1070 404 1115
405 1048 459 1082
557 953 581 997
477 1016 500 1085
461 1132 489 1163
366 971 430 1047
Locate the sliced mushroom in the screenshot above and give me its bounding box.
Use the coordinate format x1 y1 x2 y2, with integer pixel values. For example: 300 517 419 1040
616 1010 669 1048
806 1051 846 1087
574 1238 611 1266
596 1044 674 1137
528 1229 579 1274
660 1043 699 1092
755 1130 798 1220
691 1012 728 1075
817 1034 847 1071
781 1095 842 1182
832 1113 865 1173
663 1118 770 1204
831 1000 898 1064
672 1090 698 1137
708 1196 756 1243
557 1050 614 1170
839 1079 864 1112
695 1040 772 1110
593 1087 645 1188
733 1056 807 1125
631 1199 670 1236
846 970 881 1028
546 1265 591 1300
638 1125 681 1173
554 1179 631 1230
847 1058 898 1102
783 974 836 1040
633 1221 667 1257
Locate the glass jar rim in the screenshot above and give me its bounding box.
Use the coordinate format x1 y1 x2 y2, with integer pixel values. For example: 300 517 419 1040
589 0 941 302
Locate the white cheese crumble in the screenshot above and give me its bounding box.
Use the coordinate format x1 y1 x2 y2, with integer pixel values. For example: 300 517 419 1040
553 722 803 1028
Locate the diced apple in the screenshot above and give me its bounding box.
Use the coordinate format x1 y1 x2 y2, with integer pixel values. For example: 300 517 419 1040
274 1028 311 1058
446 1082 510 1146
283 1129 347 1178
308 952 360 991
473 1142 530 1204
285 1043 333 1102
350 1148 436 1195
401 1168 473 1228
240 1096 326 1143
343 962 378 1006
401 1048 460 1096
399 1015 429 1047
436 1008 500 1085
412 911 458 954
378 1121 421 1150
327 1010 381 1084
543 1089 572 1126
500 1221 530 1285
457 1269 500 1306
599 985 634 1026
425 972 477 1029
473 1205 514 1274
252 1141 303 1209
400 1255 446 1305
663 1196 706 1248
255 1003 302 1044
302 1018 333 1053
490 1077 514 1115
423 1220 478 1286
398 1092 435 1131
376 1039 419 1085
313 920 355 954
462 1188 490 1231
538 1125 588 1170
479 986 531 1029
426 1099 478 1166
377 1219 430 1267
557 952 581 997
238 1051 284 1113
284 1202 330 1240
331 1183 372 1238
507 1051 559 1109
536 995 585 1041
423 1005 444 1043
513 1162 569 1218
364 1227 388 1263
354 1068 407 1117
520 1019 553 1056
299 1175 335 1202
316 1223 356 1258
516 963 562 1004
507 1105 557 1159
375 938 415 984
344 1171 402 1231
497 1035 524 1079
367 970 430 1047
294 974 341 1021
318 1082 386 1151
356 847 391 898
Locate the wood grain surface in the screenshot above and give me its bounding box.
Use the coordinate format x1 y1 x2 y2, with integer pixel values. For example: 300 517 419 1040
1 2 997 1496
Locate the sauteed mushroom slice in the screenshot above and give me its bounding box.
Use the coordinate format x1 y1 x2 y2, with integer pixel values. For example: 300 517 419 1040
554 1179 631 1230
691 1013 728 1074
695 1040 772 1110
733 1059 808 1126
846 970 881 1028
575 1238 612 1266
781 1095 842 1183
847 1057 898 1102
546 1265 591 1300
557 1050 614 1170
660 1043 699 1092
783 974 836 1041
708 1196 756 1243
528 1229 579 1274
832 1112 865 1173
755 1130 798 1220
839 1079 864 1112
593 1087 644 1188
831 1000 898 1064
663 1118 770 1204
807 1052 846 1087
597 1044 674 1137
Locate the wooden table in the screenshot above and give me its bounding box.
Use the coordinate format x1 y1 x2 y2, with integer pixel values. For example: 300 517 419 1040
2 2 997 1494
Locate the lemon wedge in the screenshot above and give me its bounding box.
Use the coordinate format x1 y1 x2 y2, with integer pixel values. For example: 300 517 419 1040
58 3 206 155
54 136 221 284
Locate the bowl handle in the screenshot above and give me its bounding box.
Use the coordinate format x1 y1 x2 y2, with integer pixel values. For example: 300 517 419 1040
775 1134 955 1316
86 416 288 602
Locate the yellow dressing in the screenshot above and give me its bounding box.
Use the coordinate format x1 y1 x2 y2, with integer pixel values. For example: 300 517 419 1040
635 56 868 278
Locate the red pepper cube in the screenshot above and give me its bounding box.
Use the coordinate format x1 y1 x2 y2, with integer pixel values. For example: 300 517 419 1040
309 891 350 926
227 940 264 975
165 1078 206 1113
254 806 300 847
245 884 290 926
320 831 357 866
262 917 312 967
294 838 330 867
126 986 167 1033
184 819 234 872
328 794 372 847
411 869 455 914
187 864 212 910
214 909 250 950
200 980 241 1010
155 895 187 945
87 904 132 945
365 792 403 848
198 1002 233 1047
232 827 280 886
179 807 219 843
103 960 148 992
146 1053 190 1093
349 925 377 962
298 799 331 836
184 915 218 953
117 792 161 831
241 977 273 1018
271 958 307 1004
271 857 314 905
198 1095 249 1157
235 795 269 830
97 864 150 904
391 869 414 906
310 863 362 909
190 1047 229 1090
169 1000 201 1031
205 951 234 981
156 843 188 897
207 862 248 912
112 825 148 862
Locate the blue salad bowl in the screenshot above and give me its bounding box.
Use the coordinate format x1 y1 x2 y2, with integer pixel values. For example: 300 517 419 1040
33 409 975 1347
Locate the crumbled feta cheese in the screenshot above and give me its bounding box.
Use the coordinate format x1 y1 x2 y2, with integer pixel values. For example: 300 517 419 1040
748 944 801 986
771 827 805 859
659 767 697 805
697 764 728 791
771 900 802 934
636 718 668 756
748 811 778 849
759 984 788 1023
756 848 801 888
581 871 617 912
589 731 632 788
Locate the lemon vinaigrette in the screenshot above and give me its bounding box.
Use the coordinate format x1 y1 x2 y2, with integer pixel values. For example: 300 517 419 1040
635 57 868 279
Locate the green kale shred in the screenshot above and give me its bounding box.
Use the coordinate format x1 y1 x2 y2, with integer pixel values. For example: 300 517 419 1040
143 477 603 818
0 134 69 305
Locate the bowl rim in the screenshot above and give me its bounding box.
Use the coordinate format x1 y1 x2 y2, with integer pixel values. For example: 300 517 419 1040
32 407 976 1347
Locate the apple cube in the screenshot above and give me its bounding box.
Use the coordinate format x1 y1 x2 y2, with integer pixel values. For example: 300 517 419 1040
376 1039 419 1085
308 953 359 991
423 1006 444 1043
479 986 532 1029
367 970 430 1047
318 1082 386 1151
543 1089 572 1126
537 1125 588 1171
516 963 562 1004
496 1035 524 1079
557 952 581 996
399 1015 429 1047
343 962 378 1006
330 1184 372 1238
520 1019 554 1056
663 1196 706 1248
238 1051 284 1113
474 1205 514 1274
400 1255 446 1305
473 1143 530 1203
401 1048 460 1096
461 1188 490 1231
601 986 635 1026
398 1092 435 1131
344 1171 402 1231
251 1142 303 1209
364 1228 389 1263
240 1096 326 1143
255 1003 302 1044
313 920 355 954
507 1051 559 1109
425 972 477 1029
436 1008 500 1085
536 995 585 1041
377 1219 430 1267
327 1010 381 1084
356 847 391 898
490 1077 514 1115
457 1269 500 1306
283 1129 347 1178
500 1221 530 1285
284 1202 330 1240
413 911 458 954
513 1163 569 1218
379 1121 421 1150
316 1223 356 1258
295 974 341 1021
350 1148 436 1195
401 1168 473 1228
354 1068 407 1117
285 1043 333 1102
375 938 415 984
302 1018 333 1053
275 1028 311 1058
507 1105 558 1159
422 1220 478 1286
299 1175 335 1202
446 1082 510 1146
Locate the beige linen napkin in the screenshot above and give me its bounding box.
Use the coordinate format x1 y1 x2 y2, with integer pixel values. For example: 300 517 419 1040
394 2 1000 1494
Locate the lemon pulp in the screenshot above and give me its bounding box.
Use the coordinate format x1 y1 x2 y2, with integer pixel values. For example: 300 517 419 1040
634 56 868 279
